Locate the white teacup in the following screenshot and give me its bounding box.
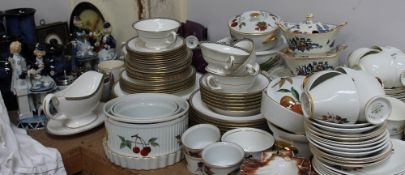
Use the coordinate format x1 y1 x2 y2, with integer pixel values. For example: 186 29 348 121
97 60 125 83
335 67 385 122
205 73 257 92
181 124 221 156
43 71 103 128
386 97 405 138
133 18 180 50
201 142 244 175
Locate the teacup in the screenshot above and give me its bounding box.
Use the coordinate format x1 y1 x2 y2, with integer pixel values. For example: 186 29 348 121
221 128 275 159
386 97 405 138
181 124 221 157
200 41 251 75
301 73 391 124
201 142 245 175
97 60 125 83
133 18 180 50
335 67 385 122
205 73 257 92
43 71 103 128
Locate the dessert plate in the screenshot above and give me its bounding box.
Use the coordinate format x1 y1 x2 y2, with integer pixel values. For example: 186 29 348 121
46 102 106 135
127 36 184 53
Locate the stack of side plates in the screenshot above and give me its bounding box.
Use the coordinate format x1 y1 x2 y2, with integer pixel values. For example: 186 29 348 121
385 87 405 103
305 118 392 171
189 90 268 134
120 36 195 94
199 74 268 117
312 139 405 175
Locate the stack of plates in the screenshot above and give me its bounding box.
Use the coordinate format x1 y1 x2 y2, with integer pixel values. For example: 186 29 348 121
305 118 392 170
385 87 405 103
313 139 405 175
120 36 195 94
189 91 268 134
199 74 268 117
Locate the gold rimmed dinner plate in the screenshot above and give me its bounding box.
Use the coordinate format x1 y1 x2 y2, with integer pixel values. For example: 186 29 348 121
120 74 195 91
201 96 261 108
121 78 195 94
126 48 189 65
121 67 195 87
125 36 186 55
125 53 191 72
125 58 191 75
127 66 193 83
200 87 262 101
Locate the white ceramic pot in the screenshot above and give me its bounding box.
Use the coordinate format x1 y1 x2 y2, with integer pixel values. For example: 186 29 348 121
228 10 280 51
204 73 257 92
221 128 275 159
335 67 385 122
105 113 188 158
132 18 180 50
200 41 251 75
267 121 311 158
184 151 204 175
181 124 221 156
43 71 103 128
201 142 244 175
279 14 347 55
279 44 347 76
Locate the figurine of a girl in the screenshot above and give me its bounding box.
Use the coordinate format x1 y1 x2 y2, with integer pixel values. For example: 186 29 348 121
72 16 95 59
98 22 117 61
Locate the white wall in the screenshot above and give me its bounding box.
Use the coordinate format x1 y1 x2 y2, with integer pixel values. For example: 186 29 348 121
0 0 70 25
188 0 405 61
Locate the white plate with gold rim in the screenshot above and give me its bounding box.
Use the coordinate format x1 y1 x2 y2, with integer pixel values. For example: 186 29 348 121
126 36 184 54
309 119 379 134
306 130 389 148
312 118 372 129
200 73 269 94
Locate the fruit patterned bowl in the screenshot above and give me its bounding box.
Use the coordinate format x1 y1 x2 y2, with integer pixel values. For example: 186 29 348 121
261 76 306 134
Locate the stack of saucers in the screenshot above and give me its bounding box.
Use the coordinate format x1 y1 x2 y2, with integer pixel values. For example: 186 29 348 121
103 93 189 170
119 18 195 94
305 118 392 170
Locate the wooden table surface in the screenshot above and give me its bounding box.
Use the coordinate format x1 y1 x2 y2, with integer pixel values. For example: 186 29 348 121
27 123 192 175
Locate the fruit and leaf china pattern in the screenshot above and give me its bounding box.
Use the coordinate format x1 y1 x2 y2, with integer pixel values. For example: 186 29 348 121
118 134 159 157
229 11 278 33
295 61 334 76
274 139 300 155
287 37 322 52
320 114 349 124
272 77 303 115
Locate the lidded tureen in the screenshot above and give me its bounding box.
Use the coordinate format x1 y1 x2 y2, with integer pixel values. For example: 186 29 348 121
282 13 339 34
228 10 280 51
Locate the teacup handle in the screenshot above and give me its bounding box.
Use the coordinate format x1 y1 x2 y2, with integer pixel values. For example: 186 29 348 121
245 64 259 75
224 56 235 70
43 94 67 121
206 75 221 90
165 31 178 45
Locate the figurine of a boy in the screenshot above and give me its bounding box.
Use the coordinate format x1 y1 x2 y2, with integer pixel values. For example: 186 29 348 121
72 16 95 59
98 22 117 61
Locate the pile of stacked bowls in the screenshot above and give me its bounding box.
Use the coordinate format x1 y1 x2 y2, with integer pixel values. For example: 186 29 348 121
189 39 270 133
227 10 286 71
299 68 394 174
103 93 189 170
118 18 196 94
278 14 347 76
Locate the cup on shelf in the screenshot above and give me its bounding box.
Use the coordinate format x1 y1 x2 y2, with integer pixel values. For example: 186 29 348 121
132 18 180 50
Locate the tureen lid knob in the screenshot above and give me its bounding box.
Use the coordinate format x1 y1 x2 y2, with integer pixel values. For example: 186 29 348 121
305 13 314 24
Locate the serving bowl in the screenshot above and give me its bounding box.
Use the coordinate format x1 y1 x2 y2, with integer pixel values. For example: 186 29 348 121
279 14 347 55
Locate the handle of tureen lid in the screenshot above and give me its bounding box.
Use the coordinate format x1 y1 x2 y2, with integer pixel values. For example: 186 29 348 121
336 22 348 29
206 75 221 90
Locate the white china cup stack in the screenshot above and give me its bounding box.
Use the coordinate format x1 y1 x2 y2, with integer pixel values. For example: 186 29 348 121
278 14 347 76
299 68 394 172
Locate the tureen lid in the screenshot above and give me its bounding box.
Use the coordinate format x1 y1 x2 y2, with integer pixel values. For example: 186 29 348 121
282 14 337 34
229 10 279 34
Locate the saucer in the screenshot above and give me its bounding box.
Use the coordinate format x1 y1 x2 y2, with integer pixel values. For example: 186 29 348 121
113 73 201 99
46 102 106 136
127 36 184 54
200 73 269 94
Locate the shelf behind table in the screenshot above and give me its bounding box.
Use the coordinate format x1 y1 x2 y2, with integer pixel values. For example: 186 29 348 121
9 111 191 175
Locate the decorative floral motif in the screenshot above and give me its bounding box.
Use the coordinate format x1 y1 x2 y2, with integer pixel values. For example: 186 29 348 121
288 37 322 52
296 61 334 76
118 134 159 157
321 114 349 124
255 21 268 31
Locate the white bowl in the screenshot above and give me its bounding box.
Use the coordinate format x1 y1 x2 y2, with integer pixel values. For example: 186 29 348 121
181 124 221 155
221 128 275 159
202 142 245 175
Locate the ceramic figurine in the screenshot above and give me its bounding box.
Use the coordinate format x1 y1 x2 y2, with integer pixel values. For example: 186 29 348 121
97 22 117 61
47 38 69 78
71 16 96 59
28 43 46 79
8 40 34 119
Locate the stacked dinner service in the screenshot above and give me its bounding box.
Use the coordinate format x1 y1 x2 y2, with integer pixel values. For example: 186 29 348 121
103 93 189 170
278 14 348 75
297 68 395 174
118 18 196 95
189 39 271 133
226 10 287 71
